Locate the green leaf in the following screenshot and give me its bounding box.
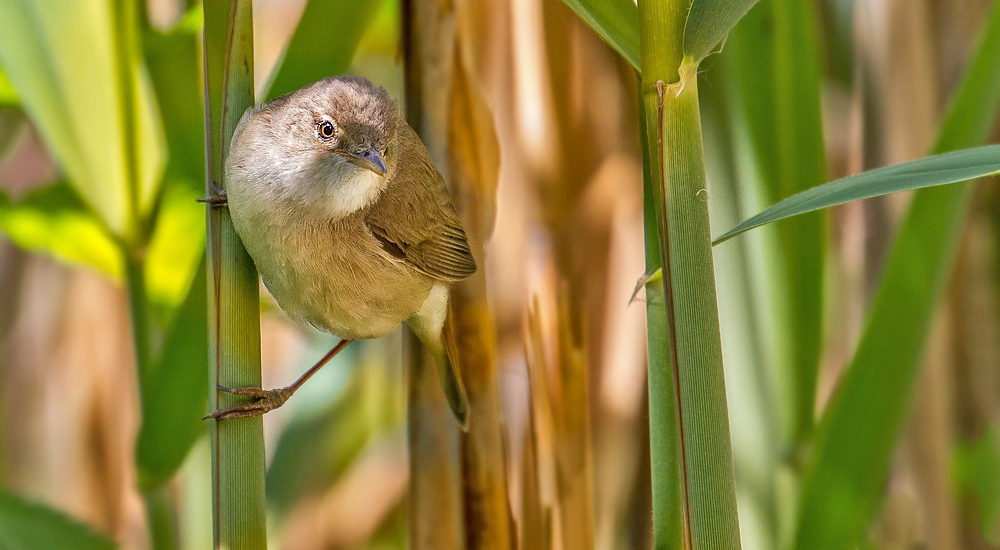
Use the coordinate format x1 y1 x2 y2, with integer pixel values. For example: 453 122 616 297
0 69 17 105
0 491 114 550
263 0 381 100
145 8 204 185
562 0 640 71
136 257 209 490
0 0 165 238
145 180 206 309
953 426 1000 544
794 2 1000 548
713 144 1000 244
683 0 758 63
0 183 121 277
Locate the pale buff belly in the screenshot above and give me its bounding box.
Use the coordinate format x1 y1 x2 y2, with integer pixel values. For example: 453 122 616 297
238 213 433 340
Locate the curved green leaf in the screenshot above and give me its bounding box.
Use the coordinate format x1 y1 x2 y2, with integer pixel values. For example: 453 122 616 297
562 0 640 71
713 144 1000 244
684 0 758 63
136 258 208 490
263 0 382 100
0 491 114 550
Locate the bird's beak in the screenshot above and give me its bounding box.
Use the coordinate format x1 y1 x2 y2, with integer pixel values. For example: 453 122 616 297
336 146 387 176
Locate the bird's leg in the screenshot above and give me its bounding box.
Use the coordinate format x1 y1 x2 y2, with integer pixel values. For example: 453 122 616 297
204 339 353 420
197 180 228 208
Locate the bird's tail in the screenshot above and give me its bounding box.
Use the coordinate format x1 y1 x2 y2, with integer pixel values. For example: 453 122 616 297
437 310 470 430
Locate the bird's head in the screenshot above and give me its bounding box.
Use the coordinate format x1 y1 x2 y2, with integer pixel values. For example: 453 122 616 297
231 76 400 220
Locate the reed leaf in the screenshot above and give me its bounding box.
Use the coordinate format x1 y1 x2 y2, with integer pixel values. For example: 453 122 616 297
714 144 1000 244
203 0 267 547
682 0 758 64
720 0 827 448
443 1 511 545
0 69 17 105
794 3 1000 548
0 491 114 550
406 332 465 550
561 0 641 70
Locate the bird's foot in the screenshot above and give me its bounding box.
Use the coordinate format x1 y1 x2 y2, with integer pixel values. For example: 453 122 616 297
203 385 292 420
197 181 228 208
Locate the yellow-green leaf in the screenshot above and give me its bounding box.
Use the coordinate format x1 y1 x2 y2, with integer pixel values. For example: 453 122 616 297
0 0 165 237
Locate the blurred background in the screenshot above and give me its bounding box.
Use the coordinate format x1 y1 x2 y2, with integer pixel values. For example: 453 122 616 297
0 0 998 548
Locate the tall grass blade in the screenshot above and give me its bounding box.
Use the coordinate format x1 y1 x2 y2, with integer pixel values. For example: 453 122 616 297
145 10 205 185
551 292 595 550
765 0 826 445
204 0 267 547
714 144 1000 243
445 5 511 545
524 300 555 550
794 3 1000 548
700 61 783 548
561 0 640 70
0 69 18 105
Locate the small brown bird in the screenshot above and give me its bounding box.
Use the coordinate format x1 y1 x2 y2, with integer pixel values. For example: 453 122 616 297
204 76 476 428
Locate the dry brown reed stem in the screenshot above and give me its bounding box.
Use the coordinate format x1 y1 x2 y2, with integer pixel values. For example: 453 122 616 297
529 5 642 547
550 287 594 550
525 297 557 550
405 329 465 550
403 0 511 548
402 1 467 548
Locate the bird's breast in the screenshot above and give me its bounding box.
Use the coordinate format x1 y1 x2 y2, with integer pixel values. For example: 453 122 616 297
229 192 432 340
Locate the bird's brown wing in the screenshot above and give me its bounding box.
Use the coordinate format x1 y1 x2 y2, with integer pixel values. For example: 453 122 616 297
364 129 477 282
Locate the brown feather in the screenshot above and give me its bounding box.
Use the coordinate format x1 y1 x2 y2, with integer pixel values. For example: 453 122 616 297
364 124 477 282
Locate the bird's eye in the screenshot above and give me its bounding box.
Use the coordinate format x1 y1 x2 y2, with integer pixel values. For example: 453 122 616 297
317 120 336 140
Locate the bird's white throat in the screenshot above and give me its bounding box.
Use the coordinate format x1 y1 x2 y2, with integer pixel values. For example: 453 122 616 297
321 166 385 220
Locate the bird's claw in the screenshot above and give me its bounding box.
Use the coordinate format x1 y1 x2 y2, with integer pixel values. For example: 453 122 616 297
197 181 228 208
203 385 291 420
197 191 228 208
